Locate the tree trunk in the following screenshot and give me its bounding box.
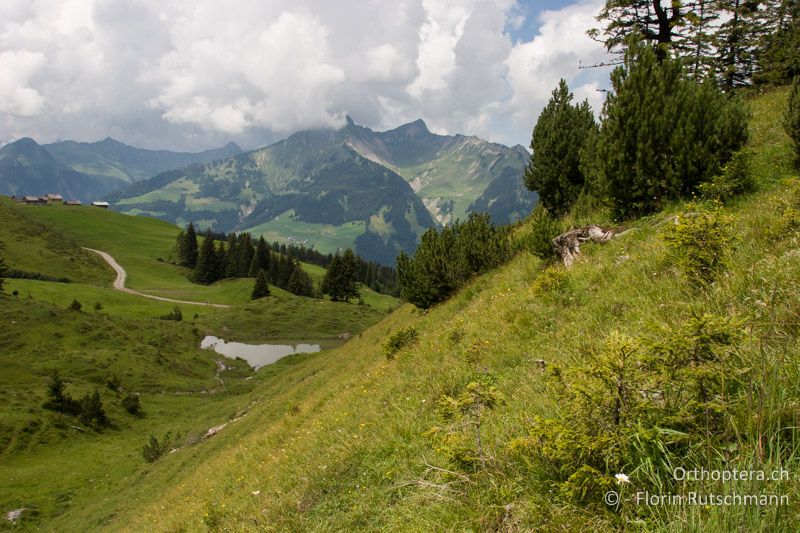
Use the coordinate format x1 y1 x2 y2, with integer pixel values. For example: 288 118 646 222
552 225 619 266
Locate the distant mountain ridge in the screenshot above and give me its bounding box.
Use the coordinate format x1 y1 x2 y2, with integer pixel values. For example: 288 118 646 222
111 118 536 264
0 137 242 203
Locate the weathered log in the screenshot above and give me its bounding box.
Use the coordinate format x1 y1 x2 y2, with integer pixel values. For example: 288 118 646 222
552 225 618 267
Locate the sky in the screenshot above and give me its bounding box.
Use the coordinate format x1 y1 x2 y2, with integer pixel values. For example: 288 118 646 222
0 0 615 152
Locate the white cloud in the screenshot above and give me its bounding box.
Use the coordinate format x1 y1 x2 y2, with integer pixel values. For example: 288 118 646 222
0 50 47 117
0 0 614 150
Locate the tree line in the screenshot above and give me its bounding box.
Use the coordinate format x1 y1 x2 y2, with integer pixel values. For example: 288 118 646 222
175 224 397 297
175 225 314 298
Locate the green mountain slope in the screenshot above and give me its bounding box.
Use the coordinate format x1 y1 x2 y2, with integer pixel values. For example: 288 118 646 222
111 118 534 264
66 87 799 532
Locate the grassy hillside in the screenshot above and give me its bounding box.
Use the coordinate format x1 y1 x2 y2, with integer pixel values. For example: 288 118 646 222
0 198 398 529
66 87 797 532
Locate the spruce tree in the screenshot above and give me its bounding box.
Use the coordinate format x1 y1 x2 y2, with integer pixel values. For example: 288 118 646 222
287 268 314 297
251 269 271 300
224 233 239 277
79 389 107 427
524 79 596 214
786 77 800 162
590 43 748 218
322 249 360 302
249 237 270 277
192 232 217 285
237 233 254 277
183 223 199 269
756 0 800 84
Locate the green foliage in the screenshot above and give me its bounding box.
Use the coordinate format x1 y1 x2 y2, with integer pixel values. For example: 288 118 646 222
524 79 597 214
663 204 734 286
251 269 271 300
176 223 198 268
68 299 82 312
322 249 360 302
192 231 218 285
526 204 560 259
511 317 744 502
397 213 511 308
78 389 108 428
427 376 505 471
786 78 800 162
698 149 755 202
589 43 748 218
121 394 141 415
382 327 419 360
42 370 79 415
142 432 173 463
158 306 183 321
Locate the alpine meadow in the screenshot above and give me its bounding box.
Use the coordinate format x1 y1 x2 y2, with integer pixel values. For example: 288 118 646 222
1 0 800 531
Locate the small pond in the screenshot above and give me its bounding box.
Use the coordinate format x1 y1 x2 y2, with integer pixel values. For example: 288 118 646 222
201 336 322 369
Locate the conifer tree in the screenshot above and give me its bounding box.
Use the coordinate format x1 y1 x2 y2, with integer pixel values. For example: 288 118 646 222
251 269 271 300
589 43 747 218
756 0 800 84
182 223 198 268
192 232 217 285
786 77 800 162
322 249 360 302
79 389 107 427
524 79 597 214
287 268 314 297
224 233 238 277
236 233 254 277
249 237 270 277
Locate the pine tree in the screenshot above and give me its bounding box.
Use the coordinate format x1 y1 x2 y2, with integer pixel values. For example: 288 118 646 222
224 233 238 277
287 268 314 297
214 241 226 281
249 237 270 277
756 0 800 84
237 233 254 277
79 389 107 427
716 0 762 90
590 43 748 218
192 232 217 285
786 77 800 162
322 249 360 302
182 223 199 269
251 269 271 300
524 79 597 214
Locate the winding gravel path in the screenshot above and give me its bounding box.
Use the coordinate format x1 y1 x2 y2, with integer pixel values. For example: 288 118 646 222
84 247 230 308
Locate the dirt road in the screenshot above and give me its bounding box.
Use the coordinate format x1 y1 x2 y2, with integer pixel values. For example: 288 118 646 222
84 247 230 308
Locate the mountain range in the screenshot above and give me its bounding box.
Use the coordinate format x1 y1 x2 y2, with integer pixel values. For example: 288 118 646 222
110 118 536 264
0 137 242 202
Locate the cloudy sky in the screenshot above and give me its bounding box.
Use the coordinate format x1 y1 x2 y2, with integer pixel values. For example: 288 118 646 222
0 0 614 152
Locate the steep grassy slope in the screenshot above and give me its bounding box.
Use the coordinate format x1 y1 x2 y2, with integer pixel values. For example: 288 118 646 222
81 87 800 532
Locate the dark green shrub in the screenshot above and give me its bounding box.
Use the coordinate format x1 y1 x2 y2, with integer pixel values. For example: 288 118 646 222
78 390 107 427
158 306 183 321
94 302 103 311
106 374 120 392
383 327 419 359
122 394 141 415
143 431 173 463
68 299 82 312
